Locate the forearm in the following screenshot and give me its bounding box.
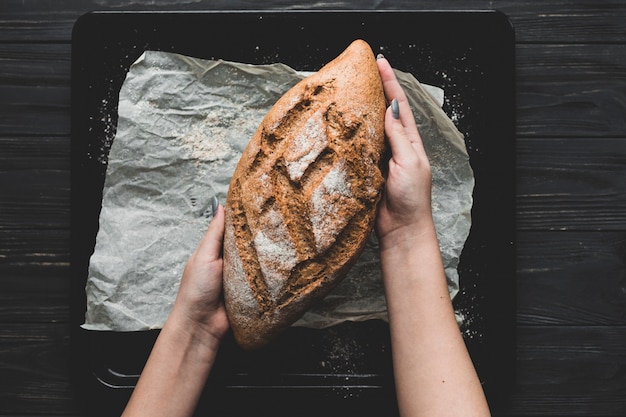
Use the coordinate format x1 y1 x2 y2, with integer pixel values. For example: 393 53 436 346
380 221 490 417
121 308 221 417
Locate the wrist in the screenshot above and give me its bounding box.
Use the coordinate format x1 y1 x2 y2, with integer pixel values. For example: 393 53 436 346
378 217 438 254
165 306 224 356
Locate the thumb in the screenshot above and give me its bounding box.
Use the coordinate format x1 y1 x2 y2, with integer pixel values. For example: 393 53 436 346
385 99 416 165
195 203 225 262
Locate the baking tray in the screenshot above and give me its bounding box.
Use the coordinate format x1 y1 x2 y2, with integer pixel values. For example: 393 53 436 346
70 10 515 417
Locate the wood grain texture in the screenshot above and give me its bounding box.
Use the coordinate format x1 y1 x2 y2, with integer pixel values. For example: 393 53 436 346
516 138 626 231
0 229 69 266
0 137 70 229
0 1 625 416
517 231 626 326
0 44 71 85
0 1 490 42
2 136 624 232
1 42 625 140
509 326 626 416
1 324 625 416
2 231 624 328
516 44 626 138
497 0 626 43
0 88 70 136
3 43 625 137
1 1 625 43
0 323 79 416
0 264 71 324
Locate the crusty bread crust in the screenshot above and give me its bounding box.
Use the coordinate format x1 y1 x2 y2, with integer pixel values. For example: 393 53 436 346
223 39 386 349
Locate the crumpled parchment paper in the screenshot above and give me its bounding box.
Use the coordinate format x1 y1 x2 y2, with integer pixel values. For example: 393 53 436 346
82 50 473 331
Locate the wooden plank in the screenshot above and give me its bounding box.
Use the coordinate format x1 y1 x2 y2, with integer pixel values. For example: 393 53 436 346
0 43 70 135
0 323 82 416
1 1 625 43
1 42 625 139
516 138 626 231
0 229 69 265
0 323 624 416
2 43 625 138
506 326 626 416
2 228 625 332
0 265 71 324
0 44 70 85
497 0 626 43
0 85 70 136
0 136 70 171
0 136 70 230
516 231 626 326
1 134 624 231
2 230 623 328
0 43 622 230
516 44 626 138
0 1 490 42
0 167 70 230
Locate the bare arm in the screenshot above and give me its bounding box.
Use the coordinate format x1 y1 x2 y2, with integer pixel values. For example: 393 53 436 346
376 55 490 417
121 204 229 417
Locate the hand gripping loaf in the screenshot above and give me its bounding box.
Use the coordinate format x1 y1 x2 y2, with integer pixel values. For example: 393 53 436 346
223 39 387 349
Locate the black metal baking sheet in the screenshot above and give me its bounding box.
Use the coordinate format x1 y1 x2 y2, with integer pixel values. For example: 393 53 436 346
71 10 515 417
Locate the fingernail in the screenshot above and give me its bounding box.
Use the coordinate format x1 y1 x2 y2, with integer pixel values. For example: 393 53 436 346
210 196 219 217
391 98 400 119
376 53 384 60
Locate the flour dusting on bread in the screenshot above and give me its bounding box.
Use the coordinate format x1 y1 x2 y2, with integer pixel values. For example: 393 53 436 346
254 208 298 300
285 109 328 182
310 159 354 253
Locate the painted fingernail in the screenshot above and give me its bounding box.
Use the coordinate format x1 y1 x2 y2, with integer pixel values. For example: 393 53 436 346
210 196 219 216
391 98 400 119
376 53 385 60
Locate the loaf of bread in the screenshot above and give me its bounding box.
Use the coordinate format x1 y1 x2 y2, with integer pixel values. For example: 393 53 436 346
223 39 387 349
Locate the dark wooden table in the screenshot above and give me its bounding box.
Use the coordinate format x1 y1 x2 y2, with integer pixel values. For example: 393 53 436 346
1 1 625 416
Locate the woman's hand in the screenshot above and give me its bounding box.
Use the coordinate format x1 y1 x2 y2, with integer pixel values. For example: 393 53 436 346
375 55 435 250
121 201 230 417
170 201 230 345
375 55 491 417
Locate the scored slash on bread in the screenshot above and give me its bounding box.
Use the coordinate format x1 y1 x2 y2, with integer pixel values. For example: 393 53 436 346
223 39 387 349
